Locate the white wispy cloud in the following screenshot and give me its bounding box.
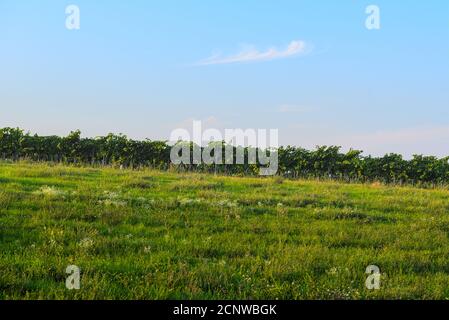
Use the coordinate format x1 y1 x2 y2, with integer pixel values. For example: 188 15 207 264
347 126 449 145
279 125 449 158
197 40 307 66
277 105 311 113
336 125 449 158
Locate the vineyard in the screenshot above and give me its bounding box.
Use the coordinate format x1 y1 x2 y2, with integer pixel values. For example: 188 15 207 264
1 127 449 186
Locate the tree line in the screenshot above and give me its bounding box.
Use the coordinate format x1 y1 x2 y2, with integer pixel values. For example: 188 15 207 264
1 127 448 186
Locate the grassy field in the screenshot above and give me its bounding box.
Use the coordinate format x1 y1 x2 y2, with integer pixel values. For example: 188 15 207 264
1 162 449 300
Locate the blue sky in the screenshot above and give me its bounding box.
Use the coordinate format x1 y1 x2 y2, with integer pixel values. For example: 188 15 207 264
1 0 448 157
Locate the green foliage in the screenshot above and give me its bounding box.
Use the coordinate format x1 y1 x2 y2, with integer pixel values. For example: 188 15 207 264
0 128 448 185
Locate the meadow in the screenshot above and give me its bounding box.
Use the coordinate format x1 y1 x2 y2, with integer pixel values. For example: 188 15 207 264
1 162 449 300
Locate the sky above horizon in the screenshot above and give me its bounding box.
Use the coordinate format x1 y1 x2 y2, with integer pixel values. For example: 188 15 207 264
1 0 448 158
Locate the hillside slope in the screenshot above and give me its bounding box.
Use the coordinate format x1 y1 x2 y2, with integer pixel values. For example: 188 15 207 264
1 162 449 299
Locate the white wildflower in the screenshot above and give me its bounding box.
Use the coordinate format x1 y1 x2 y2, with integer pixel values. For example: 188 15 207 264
79 237 94 248
35 186 66 197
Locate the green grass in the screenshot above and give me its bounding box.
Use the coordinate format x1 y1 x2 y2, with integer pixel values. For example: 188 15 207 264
1 162 449 300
